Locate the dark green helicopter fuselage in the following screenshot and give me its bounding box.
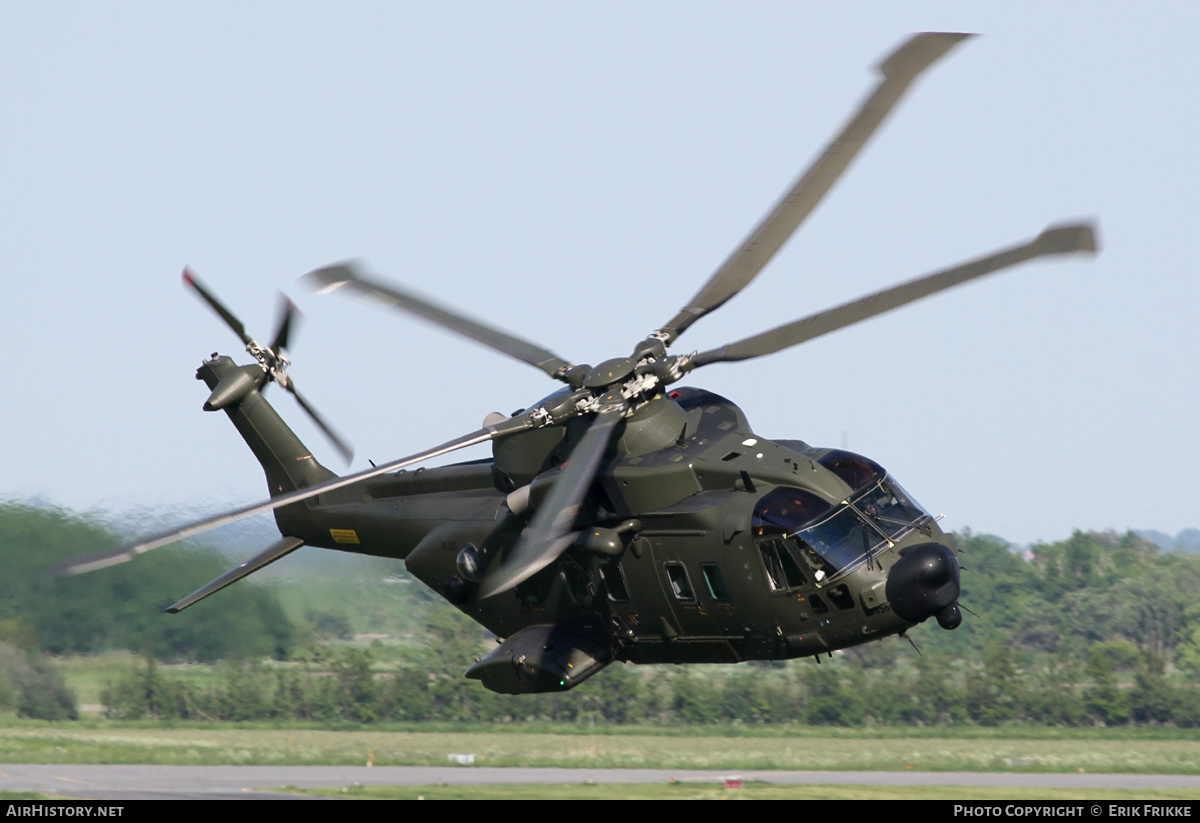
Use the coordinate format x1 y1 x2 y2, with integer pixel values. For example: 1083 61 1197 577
201 353 960 693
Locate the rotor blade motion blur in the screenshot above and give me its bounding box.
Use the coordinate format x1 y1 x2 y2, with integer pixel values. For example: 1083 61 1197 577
183 268 253 346
285 383 354 463
692 222 1098 367
185 269 354 463
659 32 973 345
51 414 538 578
305 261 574 379
270 293 298 354
478 397 627 598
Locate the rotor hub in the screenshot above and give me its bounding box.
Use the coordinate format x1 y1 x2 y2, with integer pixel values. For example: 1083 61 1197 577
583 357 636 390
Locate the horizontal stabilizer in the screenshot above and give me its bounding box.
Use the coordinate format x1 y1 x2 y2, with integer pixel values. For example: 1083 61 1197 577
166 536 305 614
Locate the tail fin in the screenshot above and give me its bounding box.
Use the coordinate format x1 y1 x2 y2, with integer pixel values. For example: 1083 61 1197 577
196 355 337 499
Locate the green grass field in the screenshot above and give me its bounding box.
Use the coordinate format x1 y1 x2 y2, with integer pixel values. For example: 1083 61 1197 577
27 652 1200 798
2 721 1199 775
282 784 1200 800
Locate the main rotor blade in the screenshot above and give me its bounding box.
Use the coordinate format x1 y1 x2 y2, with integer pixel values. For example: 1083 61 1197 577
305 261 574 380
478 396 626 599
660 32 973 345
51 414 537 578
285 381 354 464
183 268 253 346
692 223 1098 367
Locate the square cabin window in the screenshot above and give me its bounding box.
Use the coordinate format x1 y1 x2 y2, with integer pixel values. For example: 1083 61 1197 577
701 563 731 601
664 562 695 602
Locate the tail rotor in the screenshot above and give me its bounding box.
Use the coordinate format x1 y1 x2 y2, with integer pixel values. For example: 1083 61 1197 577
183 268 353 463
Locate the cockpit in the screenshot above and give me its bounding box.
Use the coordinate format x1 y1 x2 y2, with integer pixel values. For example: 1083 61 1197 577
752 450 932 585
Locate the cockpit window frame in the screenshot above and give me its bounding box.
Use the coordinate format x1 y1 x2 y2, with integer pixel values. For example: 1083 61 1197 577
752 469 935 588
848 476 934 541
792 504 888 583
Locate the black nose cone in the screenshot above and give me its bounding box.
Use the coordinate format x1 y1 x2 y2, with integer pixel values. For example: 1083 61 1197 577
885 542 961 626
935 601 962 630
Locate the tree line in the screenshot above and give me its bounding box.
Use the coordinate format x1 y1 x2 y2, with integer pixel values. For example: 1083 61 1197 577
6 500 1200 726
98 607 1200 727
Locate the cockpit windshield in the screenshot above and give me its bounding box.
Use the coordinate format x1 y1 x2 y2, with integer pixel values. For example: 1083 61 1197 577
796 506 881 577
852 477 930 538
752 471 932 582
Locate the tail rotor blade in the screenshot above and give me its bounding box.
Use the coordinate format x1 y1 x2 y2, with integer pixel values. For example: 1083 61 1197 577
692 222 1098 367
659 33 974 345
286 382 354 464
271 293 300 354
184 273 354 462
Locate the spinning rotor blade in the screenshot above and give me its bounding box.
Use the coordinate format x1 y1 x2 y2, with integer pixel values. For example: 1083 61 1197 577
285 381 354 463
305 261 574 379
184 271 354 463
692 223 1098 367
271 294 299 354
478 395 627 599
267 302 355 463
51 414 539 578
183 268 253 346
660 32 973 345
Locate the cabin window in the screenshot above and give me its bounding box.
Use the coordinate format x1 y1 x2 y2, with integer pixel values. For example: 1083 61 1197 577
664 562 695 602
826 583 856 611
701 563 731 601
599 559 630 602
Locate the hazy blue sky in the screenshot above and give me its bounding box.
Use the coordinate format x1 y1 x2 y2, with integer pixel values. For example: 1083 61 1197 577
1 2 1196 548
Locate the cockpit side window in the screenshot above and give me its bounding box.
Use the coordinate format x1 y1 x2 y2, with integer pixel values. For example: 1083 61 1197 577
759 541 787 590
757 538 810 591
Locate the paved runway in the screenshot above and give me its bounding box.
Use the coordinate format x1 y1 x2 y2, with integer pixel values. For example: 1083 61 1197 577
2 765 1200 800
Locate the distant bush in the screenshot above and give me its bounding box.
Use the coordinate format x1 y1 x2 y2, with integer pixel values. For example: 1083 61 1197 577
0 641 77 721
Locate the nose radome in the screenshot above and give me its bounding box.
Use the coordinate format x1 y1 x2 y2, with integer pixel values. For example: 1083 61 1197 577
885 542 961 626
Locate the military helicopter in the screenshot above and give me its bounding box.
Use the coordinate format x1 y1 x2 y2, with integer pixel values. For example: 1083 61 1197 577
57 32 1097 694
